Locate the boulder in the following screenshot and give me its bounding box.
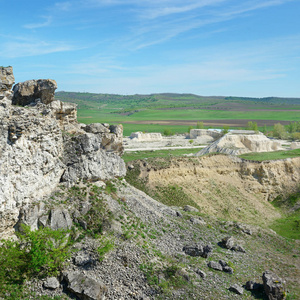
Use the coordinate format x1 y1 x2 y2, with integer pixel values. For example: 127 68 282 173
229 284 244 295
49 208 73 230
183 244 212 258
219 236 246 253
64 271 107 300
262 271 286 300
207 261 223 271
85 123 110 134
12 79 57 106
43 277 60 290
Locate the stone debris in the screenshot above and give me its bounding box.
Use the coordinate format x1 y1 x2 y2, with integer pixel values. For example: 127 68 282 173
183 205 199 212
219 236 246 253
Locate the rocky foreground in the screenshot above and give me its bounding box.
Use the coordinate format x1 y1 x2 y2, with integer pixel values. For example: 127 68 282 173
0 67 299 299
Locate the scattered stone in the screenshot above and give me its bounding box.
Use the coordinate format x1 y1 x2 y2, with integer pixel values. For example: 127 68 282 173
231 245 246 253
43 277 60 290
128 164 135 170
229 284 244 295
64 271 107 300
190 217 206 225
176 211 183 217
223 266 234 274
207 261 223 271
183 205 199 213
262 271 286 300
219 236 246 252
74 252 93 266
183 244 212 258
195 269 206 279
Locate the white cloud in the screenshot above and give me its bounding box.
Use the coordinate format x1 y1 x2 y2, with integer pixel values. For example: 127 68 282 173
23 16 52 29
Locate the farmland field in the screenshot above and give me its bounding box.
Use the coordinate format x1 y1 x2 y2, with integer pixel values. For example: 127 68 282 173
56 92 300 136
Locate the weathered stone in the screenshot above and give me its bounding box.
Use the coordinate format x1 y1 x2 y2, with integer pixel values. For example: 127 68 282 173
183 244 212 258
49 208 73 230
223 266 234 274
207 261 223 271
229 284 244 295
183 205 199 212
220 236 235 249
43 277 60 290
0 66 15 92
64 271 107 300
176 211 183 217
85 123 110 134
245 280 263 291
232 245 246 253
262 271 286 300
129 131 162 141
12 79 57 106
190 217 206 225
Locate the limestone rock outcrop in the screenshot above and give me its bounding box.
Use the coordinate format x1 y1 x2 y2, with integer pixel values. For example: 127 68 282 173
12 79 57 106
0 66 15 100
189 129 221 141
0 70 126 238
130 131 162 141
196 132 283 156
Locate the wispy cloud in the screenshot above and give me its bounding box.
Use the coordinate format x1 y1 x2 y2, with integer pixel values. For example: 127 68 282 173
23 16 52 29
0 40 80 58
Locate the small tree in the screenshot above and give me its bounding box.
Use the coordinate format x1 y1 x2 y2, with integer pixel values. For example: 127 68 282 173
273 123 287 139
221 125 229 135
163 128 174 136
246 121 258 131
196 121 204 129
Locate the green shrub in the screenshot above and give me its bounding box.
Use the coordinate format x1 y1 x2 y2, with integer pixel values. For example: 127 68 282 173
97 238 114 262
163 129 174 136
0 226 72 295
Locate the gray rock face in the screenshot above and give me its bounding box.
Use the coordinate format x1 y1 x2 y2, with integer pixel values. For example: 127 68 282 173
207 261 223 271
262 271 286 300
49 208 73 230
183 244 212 258
61 133 126 185
12 79 57 106
64 271 107 300
220 236 246 253
0 69 126 238
43 277 60 290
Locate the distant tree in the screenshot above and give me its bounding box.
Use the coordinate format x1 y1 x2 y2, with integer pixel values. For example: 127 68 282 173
287 121 298 133
188 126 193 133
163 129 174 136
261 124 268 134
273 123 287 139
246 121 258 131
196 121 204 129
221 125 229 135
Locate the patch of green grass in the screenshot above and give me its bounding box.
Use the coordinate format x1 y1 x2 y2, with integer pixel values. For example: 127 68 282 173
270 210 300 240
122 148 200 162
97 238 114 262
239 148 300 161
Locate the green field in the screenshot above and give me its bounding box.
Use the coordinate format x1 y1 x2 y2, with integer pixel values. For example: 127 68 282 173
56 92 300 136
239 148 300 161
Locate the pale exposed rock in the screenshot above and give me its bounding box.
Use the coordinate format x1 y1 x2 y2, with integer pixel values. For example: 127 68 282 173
64 271 107 300
12 79 57 106
196 132 283 156
49 100 79 132
207 261 223 271
130 131 162 141
0 67 15 100
183 244 212 258
291 142 300 149
85 123 110 134
189 129 221 140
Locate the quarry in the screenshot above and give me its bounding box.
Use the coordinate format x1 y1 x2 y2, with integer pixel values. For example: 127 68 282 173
0 67 299 300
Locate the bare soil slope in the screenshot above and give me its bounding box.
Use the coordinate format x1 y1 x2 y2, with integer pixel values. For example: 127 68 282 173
132 155 300 226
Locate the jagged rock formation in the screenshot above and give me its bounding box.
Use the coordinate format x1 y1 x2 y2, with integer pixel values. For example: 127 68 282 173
130 131 162 141
291 142 300 149
0 68 126 238
12 79 57 106
196 132 283 156
0 66 15 100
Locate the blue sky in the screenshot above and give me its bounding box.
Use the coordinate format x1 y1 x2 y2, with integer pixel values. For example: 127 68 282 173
1 0 300 97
